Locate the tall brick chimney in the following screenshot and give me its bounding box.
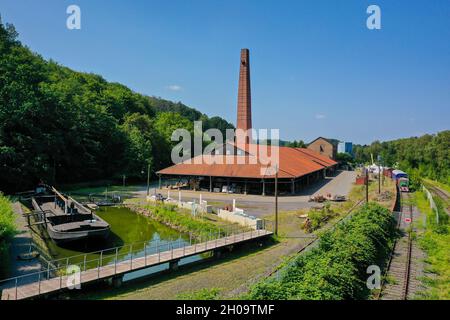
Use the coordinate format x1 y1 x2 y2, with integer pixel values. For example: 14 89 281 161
236 48 252 144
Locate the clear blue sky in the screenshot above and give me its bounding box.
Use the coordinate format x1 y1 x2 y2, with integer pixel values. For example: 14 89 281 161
1 0 449 144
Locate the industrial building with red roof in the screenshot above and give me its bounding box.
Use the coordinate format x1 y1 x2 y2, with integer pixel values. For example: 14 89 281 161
156 49 337 195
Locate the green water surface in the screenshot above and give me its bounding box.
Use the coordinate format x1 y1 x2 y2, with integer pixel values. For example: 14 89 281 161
45 206 189 269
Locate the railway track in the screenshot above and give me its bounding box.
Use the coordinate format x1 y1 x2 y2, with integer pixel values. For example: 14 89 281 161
427 185 450 214
379 192 424 300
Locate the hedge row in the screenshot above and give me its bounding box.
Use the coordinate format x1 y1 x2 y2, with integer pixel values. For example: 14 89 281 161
248 203 397 300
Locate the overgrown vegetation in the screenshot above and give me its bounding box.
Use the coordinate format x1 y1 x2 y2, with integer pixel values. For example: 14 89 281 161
413 191 449 299
247 203 396 300
0 19 234 193
302 202 338 233
0 193 16 263
353 131 450 185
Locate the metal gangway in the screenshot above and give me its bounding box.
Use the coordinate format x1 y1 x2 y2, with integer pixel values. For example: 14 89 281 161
1 223 273 300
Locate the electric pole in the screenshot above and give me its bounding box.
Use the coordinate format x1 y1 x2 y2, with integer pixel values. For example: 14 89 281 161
378 164 381 194
377 155 381 194
275 164 278 236
365 167 369 203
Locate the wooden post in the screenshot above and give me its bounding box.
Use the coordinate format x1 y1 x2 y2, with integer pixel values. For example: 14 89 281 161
209 176 213 192
378 164 381 194
262 179 265 196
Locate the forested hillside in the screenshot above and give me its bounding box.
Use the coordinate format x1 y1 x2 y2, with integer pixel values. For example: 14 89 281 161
0 19 234 193
353 131 449 184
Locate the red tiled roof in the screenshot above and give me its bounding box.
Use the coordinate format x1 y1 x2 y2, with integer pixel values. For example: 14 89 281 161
157 144 337 179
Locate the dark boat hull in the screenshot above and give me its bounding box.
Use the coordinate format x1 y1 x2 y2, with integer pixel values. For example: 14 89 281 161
30 187 111 244
47 224 110 244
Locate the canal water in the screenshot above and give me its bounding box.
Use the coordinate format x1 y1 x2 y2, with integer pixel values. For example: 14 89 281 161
43 206 206 281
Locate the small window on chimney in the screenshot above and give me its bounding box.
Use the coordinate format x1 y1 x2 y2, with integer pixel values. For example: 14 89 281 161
241 59 246 66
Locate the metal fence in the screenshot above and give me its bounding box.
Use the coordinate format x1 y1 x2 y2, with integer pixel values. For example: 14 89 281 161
0 221 272 300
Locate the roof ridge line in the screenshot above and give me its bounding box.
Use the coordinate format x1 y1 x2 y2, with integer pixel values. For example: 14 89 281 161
294 148 332 166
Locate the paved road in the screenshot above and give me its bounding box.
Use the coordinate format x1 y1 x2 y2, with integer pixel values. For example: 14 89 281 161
138 170 357 217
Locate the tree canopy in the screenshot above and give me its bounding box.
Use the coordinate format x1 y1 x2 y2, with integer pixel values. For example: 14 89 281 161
353 131 449 184
0 19 233 192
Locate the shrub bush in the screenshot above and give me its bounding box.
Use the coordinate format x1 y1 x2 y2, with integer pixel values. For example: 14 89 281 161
0 193 16 259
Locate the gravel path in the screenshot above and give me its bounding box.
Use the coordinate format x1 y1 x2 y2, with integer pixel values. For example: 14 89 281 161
7 203 41 278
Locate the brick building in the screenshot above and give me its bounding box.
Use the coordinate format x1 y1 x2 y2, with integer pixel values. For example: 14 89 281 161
307 137 338 160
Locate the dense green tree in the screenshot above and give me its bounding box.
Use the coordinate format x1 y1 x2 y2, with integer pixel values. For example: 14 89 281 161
284 140 306 148
0 19 233 192
336 152 353 164
353 131 449 184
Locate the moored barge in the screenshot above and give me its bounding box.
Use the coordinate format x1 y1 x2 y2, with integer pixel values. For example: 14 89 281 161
31 186 110 243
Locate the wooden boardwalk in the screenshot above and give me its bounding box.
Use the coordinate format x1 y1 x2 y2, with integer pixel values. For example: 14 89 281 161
1 229 272 300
